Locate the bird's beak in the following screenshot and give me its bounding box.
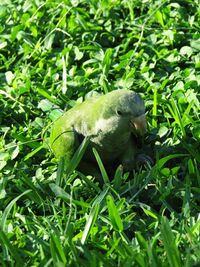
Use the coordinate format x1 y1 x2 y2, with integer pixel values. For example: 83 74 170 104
130 114 147 136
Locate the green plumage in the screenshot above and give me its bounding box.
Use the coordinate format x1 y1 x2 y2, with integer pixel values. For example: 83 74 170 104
50 89 147 173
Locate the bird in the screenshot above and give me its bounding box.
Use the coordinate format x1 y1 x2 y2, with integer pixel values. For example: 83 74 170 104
50 89 147 176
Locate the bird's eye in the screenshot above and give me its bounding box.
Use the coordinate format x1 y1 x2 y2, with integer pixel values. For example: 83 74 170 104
116 110 123 116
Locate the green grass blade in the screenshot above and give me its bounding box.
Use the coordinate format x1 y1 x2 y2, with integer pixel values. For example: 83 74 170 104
178 137 200 163
56 156 65 186
37 88 56 103
167 99 186 137
92 147 110 184
152 87 157 128
81 185 110 244
93 185 110 207
81 203 100 245
135 231 148 250
113 165 123 189
77 171 101 193
49 183 90 208
24 144 44 161
156 154 187 169
106 194 123 232
102 48 113 77
66 136 90 177
0 230 24 267
50 232 67 265
1 189 32 232
160 216 181 267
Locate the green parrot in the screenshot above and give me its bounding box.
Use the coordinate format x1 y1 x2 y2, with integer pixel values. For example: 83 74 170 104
50 89 147 174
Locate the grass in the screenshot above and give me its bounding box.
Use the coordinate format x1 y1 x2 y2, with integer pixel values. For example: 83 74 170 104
0 0 200 266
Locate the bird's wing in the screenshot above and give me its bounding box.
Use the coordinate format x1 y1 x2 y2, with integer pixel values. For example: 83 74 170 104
50 115 82 164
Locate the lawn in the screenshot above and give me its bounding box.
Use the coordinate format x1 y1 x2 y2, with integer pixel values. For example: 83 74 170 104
0 0 200 266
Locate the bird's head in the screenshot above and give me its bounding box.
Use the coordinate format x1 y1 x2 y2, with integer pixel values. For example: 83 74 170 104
101 90 147 136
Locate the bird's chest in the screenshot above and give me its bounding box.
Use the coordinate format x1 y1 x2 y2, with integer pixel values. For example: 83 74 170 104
79 116 131 162
90 129 131 161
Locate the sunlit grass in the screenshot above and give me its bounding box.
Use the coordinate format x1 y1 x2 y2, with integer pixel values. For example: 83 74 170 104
0 0 200 266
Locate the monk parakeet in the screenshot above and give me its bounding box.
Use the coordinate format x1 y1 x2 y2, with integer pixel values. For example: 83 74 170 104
50 89 147 174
